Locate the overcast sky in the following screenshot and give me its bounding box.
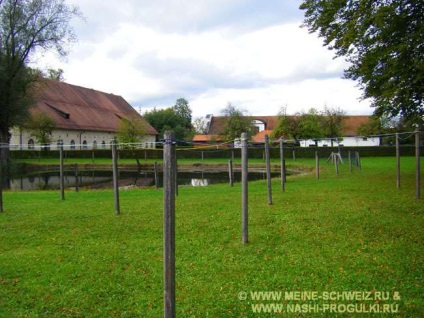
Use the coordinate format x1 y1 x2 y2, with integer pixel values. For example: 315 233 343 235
34 0 373 118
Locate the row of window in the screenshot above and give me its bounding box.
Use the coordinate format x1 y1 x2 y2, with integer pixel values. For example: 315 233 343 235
27 139 156 150
27 139 107 150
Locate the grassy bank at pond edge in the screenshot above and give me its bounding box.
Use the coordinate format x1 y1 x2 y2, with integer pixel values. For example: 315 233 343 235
0 157 423 317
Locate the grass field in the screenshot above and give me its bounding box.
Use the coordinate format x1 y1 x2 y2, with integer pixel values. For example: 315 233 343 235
0 157 423 317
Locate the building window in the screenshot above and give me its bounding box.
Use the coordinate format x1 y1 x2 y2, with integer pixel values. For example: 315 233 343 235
28 139 35 150
82 140 88 149
70 140 75 150
101 141 106 149
93 140 98 149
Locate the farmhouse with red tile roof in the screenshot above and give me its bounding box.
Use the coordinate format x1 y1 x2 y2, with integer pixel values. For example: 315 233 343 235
10 79 158 150
194 114 380 147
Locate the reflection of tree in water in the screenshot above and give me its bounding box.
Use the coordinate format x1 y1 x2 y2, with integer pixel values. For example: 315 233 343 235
37 174 52 190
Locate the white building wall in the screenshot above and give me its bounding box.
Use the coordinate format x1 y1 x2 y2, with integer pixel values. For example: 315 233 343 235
10 128 157 150
299 137 380 147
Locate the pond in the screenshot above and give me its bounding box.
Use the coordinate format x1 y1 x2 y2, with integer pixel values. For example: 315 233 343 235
5 170 282 191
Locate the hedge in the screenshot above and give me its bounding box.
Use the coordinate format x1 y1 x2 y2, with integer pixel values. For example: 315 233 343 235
10 145 422 160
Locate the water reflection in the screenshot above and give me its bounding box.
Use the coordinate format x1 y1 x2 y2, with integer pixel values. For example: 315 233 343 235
6 170 278 191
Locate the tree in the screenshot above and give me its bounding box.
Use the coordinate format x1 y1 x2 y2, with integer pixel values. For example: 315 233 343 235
143 98 194 140
25 111 56 150
46 68 64 81
298 108 324 144
271 107 302 142
116 115 147 148
192 116 208 134
271 107 324 144
357 115 384 137
300 0 424 122
0 0 81 158
219 103 255 142
320 106 345 146
173 98 192 130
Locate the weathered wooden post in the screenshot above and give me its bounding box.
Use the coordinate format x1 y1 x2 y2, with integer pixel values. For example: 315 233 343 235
111 138 120 215
357 152 362 171
74 164 79 192
228 159 234 187
265 134 272 205
315 151 319 180
335 152 339 176
60 143 65 200
163 131 176 317
396 133 400 188
293 149 296 161
241 132 248 244
348 150 352 173
174 147 178 197
416 129 421 200
280 138 285 191
154 161 159 189
0 145 3 212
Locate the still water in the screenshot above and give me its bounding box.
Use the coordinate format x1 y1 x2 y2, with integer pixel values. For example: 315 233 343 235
6 170 280 191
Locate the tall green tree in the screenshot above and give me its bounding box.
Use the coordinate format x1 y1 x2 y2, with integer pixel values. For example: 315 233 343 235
298 108 324 144
144 98 194 140
271 108 301 142
0 0 80 154
219 103 255 142
300 0 424 122
271 107 324 144
320 106 345 146
173 98 192 130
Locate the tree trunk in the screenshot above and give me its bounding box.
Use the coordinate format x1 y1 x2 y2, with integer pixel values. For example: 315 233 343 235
0 129 11 166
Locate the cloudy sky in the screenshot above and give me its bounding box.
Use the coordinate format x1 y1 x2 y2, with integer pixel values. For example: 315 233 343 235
34 0 373 118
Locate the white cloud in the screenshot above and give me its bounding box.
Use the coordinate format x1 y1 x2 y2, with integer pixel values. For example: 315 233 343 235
35 0 373 119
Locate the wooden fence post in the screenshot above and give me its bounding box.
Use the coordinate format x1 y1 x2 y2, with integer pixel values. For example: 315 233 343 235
348 150 352 173
396 133 400 188
315 151 319 180
163 131 176 317
416 130 421 200
74 164 79 192
174 147 178 197
241 132 248 244
228 159 234 187
154 161 159 189
0 145 3 212
265 135 272 205
335 152 339 176
357 152 362 171
60 143 65 200
111 138 120 215
280 138 285 191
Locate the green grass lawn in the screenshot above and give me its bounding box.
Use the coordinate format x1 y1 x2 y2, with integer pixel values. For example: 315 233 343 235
0 157 423 317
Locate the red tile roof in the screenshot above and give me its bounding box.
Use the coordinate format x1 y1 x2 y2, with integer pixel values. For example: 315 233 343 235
31 79 158 135
192 135 221 142
252 130 273 143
